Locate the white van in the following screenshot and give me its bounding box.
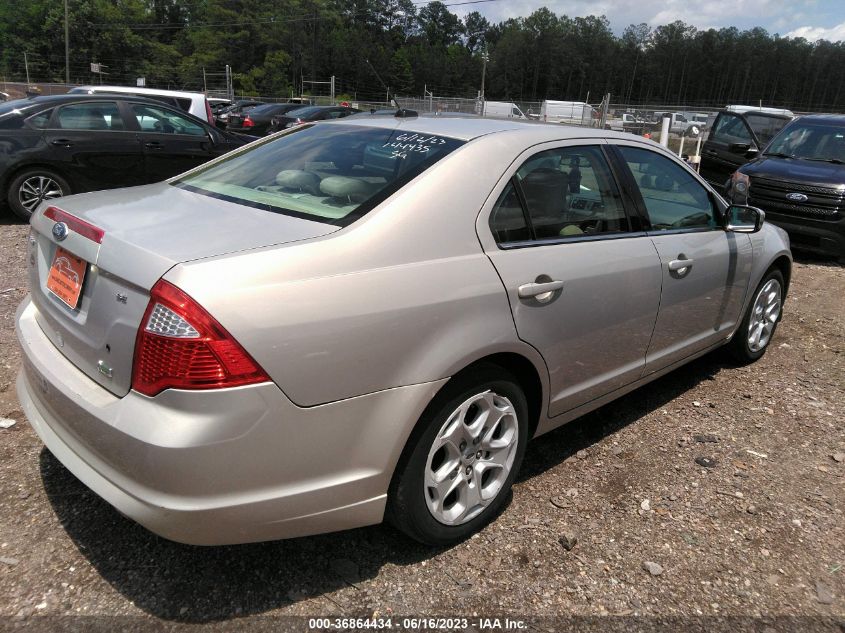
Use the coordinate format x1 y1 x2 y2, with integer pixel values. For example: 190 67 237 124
482 101 527 119
68 85 213 123
540 100 595 125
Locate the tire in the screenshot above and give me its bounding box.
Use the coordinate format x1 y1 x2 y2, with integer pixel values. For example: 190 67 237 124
7 168 71 221
387 364 529 546
728 269 785 364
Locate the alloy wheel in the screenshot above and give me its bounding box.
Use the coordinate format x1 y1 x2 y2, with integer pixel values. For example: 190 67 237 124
19 175 64 214
424 390 519 526
747 278 782 352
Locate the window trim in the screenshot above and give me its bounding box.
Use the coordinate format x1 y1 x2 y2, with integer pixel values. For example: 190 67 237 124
489 142 640 250
710 112 756 148
124 100 211 137
48 100 126 131
610 142 726 235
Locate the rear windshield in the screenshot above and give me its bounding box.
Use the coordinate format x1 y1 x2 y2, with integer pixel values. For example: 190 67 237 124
250 103 290 115
286 106 324 118
174 123 464 226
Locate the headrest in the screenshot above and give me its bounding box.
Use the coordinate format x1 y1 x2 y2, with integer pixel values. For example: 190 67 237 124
275 170 321 195
320 176 373 201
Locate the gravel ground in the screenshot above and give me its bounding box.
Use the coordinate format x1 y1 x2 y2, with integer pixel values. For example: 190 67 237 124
0 208 843 631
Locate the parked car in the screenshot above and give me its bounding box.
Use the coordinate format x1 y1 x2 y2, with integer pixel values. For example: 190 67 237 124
226 102 306 136
268 105 360 132
215 99 263 128
68 85 215 124
726 114 845 260
700 106 795 190
16 117 790 547
208 98 232 118
0 94 249 220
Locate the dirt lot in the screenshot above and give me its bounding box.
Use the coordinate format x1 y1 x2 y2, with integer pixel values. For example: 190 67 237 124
0 210 843 631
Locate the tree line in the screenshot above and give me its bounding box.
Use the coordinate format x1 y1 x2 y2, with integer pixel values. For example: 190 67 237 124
2 0 844 110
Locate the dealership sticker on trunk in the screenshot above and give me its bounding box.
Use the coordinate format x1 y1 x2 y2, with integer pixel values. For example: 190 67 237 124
46 247 87 309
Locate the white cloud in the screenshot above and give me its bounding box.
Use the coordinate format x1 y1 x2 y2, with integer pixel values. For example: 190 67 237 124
785 21 845 40
451 0 834 36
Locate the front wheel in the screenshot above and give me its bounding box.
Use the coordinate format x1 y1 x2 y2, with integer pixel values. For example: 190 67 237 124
728 269 784 364
387 365 529 546
7 168 71 221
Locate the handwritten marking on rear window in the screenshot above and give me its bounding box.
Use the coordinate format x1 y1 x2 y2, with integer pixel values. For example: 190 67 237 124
383 133 448 159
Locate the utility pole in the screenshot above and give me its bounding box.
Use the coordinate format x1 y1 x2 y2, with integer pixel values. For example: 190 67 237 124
24 52 30 84
330 75 335 102
480 49 488 103
64 0 70 84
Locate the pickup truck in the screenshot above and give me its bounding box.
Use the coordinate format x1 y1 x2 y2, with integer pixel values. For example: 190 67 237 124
653 112 703 136
606 113 656 135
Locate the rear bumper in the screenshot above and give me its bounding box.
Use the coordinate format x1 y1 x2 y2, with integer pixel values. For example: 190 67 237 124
16 296 446 545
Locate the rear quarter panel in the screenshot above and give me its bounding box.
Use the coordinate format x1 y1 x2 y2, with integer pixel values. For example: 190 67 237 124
165 132 551 407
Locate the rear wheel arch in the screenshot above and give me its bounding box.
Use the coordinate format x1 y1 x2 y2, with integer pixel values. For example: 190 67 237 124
389 351 545 493
386 357 536 544
3 162 73 194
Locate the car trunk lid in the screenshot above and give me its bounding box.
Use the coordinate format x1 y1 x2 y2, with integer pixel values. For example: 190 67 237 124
28 182 340 397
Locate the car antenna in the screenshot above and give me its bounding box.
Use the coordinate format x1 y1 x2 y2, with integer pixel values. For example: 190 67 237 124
364 58 417 118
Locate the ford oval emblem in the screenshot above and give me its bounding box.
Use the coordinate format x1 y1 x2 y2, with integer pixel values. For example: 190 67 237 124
52 222 69 241
786 192 808 202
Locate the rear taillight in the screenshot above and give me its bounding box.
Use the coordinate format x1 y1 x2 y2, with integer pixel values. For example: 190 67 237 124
204 98 213 124
243 116 254 127
131 280 270 397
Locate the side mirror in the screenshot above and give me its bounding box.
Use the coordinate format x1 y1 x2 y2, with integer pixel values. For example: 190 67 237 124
728 142 751 154
744 147 760 159
724 204 765 233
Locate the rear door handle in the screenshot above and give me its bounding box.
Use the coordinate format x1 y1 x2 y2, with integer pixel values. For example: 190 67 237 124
668 258 694 273
145 141 163 149
50 139 73 147
518 280 564 302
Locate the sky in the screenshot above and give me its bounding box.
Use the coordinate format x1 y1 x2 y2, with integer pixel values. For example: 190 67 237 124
450 0 845 42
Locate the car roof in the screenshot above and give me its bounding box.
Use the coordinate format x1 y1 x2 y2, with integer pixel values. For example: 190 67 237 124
2 93 196 108
3 93 197 109
0 94 215 126
71 85 206 99
323 115 625 143
792 114 845 124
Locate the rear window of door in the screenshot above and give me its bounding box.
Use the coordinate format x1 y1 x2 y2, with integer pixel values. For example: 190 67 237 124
618 146 716 231
744 114 789 147
55 101 125 130
709 113 752 145
490 145 630 244
131 104 206 136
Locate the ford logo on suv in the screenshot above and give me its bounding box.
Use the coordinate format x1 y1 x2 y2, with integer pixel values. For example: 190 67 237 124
786 192 809 202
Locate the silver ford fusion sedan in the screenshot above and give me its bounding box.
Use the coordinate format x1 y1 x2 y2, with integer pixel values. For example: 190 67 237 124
16 116 791 546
